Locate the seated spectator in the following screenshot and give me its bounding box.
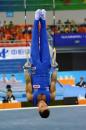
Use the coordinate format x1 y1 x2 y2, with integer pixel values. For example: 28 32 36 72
28 26 32 34
22 26 29 34
8 21 14 29
3 89 15 103
56 19 63 27
9 74 17 83
59 25 65 33
71 25 78 33
76 77 86 87
0 73 8 83
3 20 8 29
64 25 71 33
83 18 86 26
64 19 70 25
9 33 16 43
0 21 3 28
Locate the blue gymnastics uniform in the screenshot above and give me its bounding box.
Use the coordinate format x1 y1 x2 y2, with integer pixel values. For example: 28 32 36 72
30 19 51 106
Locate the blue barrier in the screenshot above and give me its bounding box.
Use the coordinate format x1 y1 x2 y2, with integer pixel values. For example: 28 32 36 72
0 59 26 73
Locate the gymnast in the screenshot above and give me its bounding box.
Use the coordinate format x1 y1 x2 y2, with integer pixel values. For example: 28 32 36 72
24 9 57 118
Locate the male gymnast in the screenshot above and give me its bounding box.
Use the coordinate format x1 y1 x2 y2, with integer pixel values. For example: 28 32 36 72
24 9 57 118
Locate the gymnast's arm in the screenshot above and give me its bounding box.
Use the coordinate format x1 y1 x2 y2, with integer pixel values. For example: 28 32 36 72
24 70 33 101
50 70 57 100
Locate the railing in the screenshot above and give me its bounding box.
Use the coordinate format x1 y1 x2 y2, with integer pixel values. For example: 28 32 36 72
0 40 31 47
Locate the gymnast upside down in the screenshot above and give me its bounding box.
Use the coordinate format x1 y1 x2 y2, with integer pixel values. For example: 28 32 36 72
24 9 57 118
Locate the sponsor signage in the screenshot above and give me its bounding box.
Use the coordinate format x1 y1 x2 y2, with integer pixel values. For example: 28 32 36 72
53 33 86 47
0 47 31 60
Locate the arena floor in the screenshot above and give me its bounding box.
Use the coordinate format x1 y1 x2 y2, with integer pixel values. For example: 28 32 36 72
0 105 86 130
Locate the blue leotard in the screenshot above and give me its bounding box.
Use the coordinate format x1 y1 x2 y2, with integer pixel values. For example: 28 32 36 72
30 19 51 105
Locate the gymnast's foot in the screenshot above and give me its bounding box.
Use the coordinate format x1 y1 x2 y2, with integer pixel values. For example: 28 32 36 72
40 9 46 20
35 9 41 20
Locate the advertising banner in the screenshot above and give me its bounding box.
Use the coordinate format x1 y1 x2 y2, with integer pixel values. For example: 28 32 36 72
0 47 31 60
53 33 86 47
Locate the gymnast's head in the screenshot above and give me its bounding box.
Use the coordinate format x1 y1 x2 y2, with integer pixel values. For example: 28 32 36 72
37 100 50 118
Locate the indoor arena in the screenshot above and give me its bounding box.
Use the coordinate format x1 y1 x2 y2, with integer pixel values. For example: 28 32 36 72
0 0 86 130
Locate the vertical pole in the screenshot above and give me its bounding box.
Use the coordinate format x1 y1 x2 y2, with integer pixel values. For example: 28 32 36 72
53 0 55 24
52 0 56 47
52 0 59 70
24 0 29 63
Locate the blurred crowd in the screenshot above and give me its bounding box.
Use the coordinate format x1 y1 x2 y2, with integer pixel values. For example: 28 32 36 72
49 18 86 34
0 73 21 83
0 74 24 103
0 20 32 43
0 18 86 43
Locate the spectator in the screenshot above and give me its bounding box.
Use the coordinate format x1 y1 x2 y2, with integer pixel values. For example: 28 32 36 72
8 21 14 29
82 18 86 27
28 26 32 34
9 33 16 43
60 25 65 33
22 26 29 34
56 19 63 27
76 77 86 87
0 73 8 83
64 25 71 33
0 21 3 28
71 25 78 33
9 74 17 83
64 19 70 25
3 89 15 103
3 20 8 29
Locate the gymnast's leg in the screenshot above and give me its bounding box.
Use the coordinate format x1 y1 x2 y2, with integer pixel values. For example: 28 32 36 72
40 14 51 68
24 10 41 101
31 11 40 66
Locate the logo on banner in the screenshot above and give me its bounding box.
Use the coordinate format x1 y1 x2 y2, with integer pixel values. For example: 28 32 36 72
0 48 8 58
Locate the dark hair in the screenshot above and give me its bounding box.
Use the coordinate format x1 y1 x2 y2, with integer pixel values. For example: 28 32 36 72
6 84 11 90
39 109 50 118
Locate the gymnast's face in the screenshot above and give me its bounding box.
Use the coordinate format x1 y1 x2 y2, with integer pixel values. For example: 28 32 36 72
37 100 48 112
